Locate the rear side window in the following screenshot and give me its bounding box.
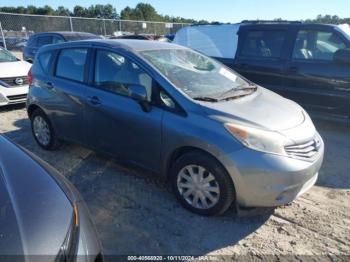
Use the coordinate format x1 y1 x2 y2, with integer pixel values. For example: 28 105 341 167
240 30 287 58
56 48 88 82
38 51 53 74
37 36 52 47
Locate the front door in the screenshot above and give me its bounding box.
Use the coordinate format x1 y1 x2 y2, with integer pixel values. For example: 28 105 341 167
84 48 163 172
283 28 350 119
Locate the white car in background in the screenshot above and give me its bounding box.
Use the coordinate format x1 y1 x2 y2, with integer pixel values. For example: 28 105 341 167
0 47 31 106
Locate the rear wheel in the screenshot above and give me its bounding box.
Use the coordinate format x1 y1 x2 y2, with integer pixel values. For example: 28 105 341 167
30 109 61 150
170 151 235 216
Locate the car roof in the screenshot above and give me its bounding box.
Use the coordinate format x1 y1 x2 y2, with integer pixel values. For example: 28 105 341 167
240 22 337 30
30 31 97 37
188 22 338 31
40 39 186 53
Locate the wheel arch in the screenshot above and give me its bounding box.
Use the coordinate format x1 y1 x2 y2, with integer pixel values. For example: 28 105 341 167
167 145 237 215
27 104 43 118
166 146 228 179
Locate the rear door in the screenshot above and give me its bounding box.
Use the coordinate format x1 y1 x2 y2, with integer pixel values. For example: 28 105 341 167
232 26 291 91
283 26 350 119
49 47 89 143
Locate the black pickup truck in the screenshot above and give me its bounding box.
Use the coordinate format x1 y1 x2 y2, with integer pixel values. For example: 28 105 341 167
174 21 350 122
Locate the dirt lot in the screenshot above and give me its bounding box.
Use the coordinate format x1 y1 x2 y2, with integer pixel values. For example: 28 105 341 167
0 105 349 260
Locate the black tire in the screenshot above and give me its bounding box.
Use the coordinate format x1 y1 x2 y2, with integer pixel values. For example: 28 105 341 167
170 151 235 216
30 108 61 150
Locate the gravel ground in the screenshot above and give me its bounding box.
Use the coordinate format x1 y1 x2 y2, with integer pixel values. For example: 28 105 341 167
0 104 349 260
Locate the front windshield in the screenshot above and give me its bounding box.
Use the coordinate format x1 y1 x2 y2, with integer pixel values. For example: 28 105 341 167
140 48 249 98
336 24 350 41
0 48 18 62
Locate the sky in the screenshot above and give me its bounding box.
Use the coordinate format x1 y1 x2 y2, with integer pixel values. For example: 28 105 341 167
1 0 350 23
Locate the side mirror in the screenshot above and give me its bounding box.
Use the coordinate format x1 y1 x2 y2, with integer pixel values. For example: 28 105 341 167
128 84 147 101
334 48 350 65
128 84 151 112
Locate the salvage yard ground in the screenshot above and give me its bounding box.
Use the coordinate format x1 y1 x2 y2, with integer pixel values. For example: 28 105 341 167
0 105 349 260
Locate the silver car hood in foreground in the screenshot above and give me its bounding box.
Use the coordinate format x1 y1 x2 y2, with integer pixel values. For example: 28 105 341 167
0 136 72 257
200 87 305 131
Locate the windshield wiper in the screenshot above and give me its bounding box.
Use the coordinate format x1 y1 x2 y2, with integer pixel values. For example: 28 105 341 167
192 85 257 102
231 85 257 93
193 96 219 102
217 84 257 100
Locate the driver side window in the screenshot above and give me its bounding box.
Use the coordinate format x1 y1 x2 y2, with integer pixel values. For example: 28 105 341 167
94 49 153 101
293 30 346 61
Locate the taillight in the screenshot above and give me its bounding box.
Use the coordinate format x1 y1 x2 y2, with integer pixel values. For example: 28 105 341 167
28 67 33 86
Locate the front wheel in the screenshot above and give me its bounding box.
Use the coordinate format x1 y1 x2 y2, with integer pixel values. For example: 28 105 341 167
170 151 235 216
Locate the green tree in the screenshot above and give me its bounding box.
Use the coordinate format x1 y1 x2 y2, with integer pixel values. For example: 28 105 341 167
56 6 71 16
36 5 55 15
16 6 26 14
120 2 198 23
73 5 87 17
1 3 203 23
134 3 160 21
120 6 133 20
26 5 37 15
305 14 350 24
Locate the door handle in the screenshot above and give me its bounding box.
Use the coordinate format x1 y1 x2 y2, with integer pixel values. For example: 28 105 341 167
288 66 299 73
87 96 102 106
46 81 54 89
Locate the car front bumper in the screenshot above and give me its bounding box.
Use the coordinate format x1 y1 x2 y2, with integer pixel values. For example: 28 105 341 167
219 140 324 207
0 85 28 106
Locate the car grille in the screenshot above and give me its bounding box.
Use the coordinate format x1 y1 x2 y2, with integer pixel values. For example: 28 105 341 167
7 94 27 101
0 76 29 87
285 136 321 159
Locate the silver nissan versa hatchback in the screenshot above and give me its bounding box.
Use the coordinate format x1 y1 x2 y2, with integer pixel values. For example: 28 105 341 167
27 40 324 216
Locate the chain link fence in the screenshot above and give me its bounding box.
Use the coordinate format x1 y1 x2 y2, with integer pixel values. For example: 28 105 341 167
0 12 189 50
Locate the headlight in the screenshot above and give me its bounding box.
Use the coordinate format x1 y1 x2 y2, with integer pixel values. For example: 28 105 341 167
224 123 292 155
0 93 8 103
0 80 9 87
55 204 79 262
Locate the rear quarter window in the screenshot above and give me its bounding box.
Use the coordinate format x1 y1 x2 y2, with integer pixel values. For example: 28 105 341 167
37 51 53 74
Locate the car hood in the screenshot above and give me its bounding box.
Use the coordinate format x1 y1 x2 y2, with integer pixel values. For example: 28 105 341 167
0 136 72 257
200 87 305 131
0 61 31 78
